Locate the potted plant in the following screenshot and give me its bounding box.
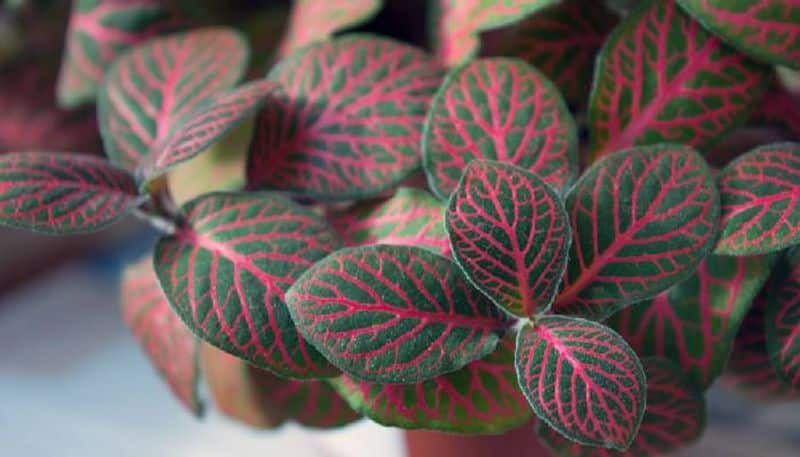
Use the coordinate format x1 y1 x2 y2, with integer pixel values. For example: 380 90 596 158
2 0 800 456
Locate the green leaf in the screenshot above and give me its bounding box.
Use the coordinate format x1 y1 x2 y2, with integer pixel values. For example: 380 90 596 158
285 244 510 383
446 160 570 317
766 248 800 389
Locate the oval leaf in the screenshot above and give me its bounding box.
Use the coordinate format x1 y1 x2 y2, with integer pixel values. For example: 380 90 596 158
725 294 799 401
285 244 510 383
57 0 181 108
716 142 800 255
278 0 383 57
554 144 720 320
677 0 800 70
201 345 359 429
0 151 138 234
141 79 280 180
766 249 800 388
423 57 577 198
589 0 769 159
98 27 249 172
516 316 646 451
608 254 774 390
331 332 530 433
154 192 341 379
329 187 450 256
446 160 570 317
536 358 706 457
432 0 559 66
247 35 442 201
481 0 618 107
121 256 201 415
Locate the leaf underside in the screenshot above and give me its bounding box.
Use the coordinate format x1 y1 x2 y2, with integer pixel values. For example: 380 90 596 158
286 244 509 383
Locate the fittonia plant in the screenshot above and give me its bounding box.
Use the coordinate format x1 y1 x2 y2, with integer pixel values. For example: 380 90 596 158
2 0 800 455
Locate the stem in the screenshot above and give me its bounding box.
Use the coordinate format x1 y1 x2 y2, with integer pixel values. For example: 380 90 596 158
133 175 184 234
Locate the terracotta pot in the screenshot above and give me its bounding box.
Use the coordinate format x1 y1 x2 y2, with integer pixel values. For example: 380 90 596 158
404 421 550 457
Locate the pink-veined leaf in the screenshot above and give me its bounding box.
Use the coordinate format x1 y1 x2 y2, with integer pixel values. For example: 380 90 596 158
328 187 450 256
766 248 800 388
285 244 510 383
589 0 769 159
140 79 280 180
677 0 800 70
277 0 383 57
98 27 249 172
121 256 201 416
446 160 570 318
153 192 341 379
725 294 799 401
481 0 618 107
331 332 530 433
247 35 442 201
554 144 720 320
715 142 800 255
608 254 774 390
431 0 559 67
57 0 182 108
536 357 706 457
0 151 138 234
201 345 359 429
422 57 577 198
516 316 646 451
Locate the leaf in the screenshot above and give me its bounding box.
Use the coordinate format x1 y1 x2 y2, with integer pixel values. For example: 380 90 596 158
57 0 182 108
121 256 202 416
725 294 799 401
431 0 560 67
589 0 769 159
277 0 383 57
554 144 720 320
481 0 618 107
515 316 646 451
285 244 510 383
446 160 570 317
140 79 280 180
715 142 800 255
247 35 442 201
201 345 360 429
0 151 138 234
98 27 249 172
753 82 800 141
422 57 577 199
153 191 341 379
608 254 774 390
536 358 706 457
331 332 530 433
766 249 800 388
328 187 450 256
677 0 800 70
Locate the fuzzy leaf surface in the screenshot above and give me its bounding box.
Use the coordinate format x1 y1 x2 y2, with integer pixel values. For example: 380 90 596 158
516 316 646 451
121 257 201 415
278 0 383 56
285 245 509 383
247 36 442 201
423 57 577 198
154 192 340 379
716 142 800 255
536 358 706 457
329 187 450 256
201 345 359 429
589 0 768 158
608 254 774 389
446 160 570 317
677 0 800 70
332 333 529 433
57 0 181 107
554 145 720 320
0 151 138 234
98 27 248 172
